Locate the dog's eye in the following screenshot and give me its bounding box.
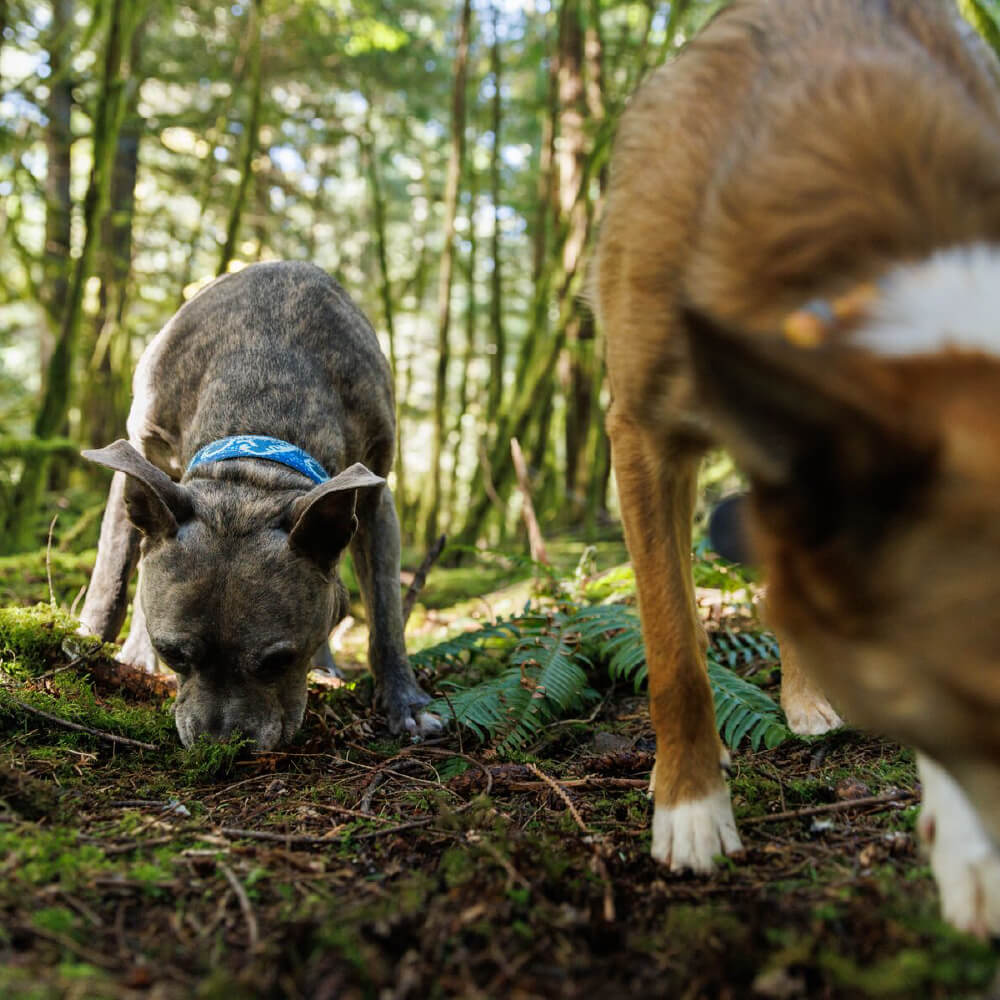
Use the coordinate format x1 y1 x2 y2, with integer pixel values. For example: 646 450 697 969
152 641 195 674
256 644 298 678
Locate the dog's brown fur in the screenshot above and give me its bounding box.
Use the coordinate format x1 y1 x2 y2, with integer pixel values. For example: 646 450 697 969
594 0 1000 905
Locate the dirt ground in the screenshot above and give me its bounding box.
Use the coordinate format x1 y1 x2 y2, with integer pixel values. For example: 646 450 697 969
0 576 998 999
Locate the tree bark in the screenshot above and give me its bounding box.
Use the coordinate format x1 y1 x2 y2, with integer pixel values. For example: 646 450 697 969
422 0 472 549
363 127 407 515
487 1 505 418
217 0 263 275
5 0 141 553
41 0 75 337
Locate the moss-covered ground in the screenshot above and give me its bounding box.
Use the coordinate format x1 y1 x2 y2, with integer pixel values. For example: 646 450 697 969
0 545 996 999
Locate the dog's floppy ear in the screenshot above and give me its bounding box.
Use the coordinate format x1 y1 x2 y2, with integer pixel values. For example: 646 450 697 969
83 440 193 539
288 463 385 568
681 307 938 550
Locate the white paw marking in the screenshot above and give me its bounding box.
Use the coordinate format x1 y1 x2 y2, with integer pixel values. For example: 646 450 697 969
918 754 1000 938
651 786 743 874
404 711 444 739
782 691 844 737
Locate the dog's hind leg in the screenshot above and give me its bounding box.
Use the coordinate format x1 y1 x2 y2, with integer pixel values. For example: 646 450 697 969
609 410 741 873
79 471 140 641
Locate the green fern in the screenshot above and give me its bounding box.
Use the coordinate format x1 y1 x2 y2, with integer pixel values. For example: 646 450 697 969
427 613 596 752
420 598 791 755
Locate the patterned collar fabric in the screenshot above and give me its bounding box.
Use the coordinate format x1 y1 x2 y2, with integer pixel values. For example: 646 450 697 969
186 436 330 484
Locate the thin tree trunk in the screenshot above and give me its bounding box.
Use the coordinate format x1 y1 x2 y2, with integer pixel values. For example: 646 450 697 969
41 0 74 337
217 0 263 275
532 13 559 286
447 176 478 521
487 1 505 418
363 127 407 515
6 0 140 553
422 0 472 549
558 0 596 514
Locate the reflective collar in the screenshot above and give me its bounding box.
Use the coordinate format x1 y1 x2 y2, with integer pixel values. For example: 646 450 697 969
186 436 330 484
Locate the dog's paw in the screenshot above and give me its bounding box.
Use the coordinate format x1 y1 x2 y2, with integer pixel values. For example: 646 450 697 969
781 688 844 736
918 755 1000 938
651 786 743 874
404 711 444 739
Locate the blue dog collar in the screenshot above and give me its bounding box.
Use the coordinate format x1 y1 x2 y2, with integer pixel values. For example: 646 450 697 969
187 436 330 484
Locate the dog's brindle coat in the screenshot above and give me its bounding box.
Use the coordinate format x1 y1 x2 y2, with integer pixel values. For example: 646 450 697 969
595 0 1000 933
81 262 439 748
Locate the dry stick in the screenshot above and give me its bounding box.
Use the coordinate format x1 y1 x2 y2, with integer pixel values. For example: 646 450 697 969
6 697 157 750
219 827 346 846
219 862 260 948
45 514 58 608
741 789 916 827
510 437 549 566
525 763 615 922
402 533 447 624
15 922 122 970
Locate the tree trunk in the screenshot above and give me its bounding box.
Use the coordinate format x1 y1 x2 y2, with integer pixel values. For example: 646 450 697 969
487 1 505 418
447 175 478 521
6 0 141 553
363 128 407 516
41 0 74 337
558 0 599 516
217 0 263 275
85 16 146 451
421 0 472 549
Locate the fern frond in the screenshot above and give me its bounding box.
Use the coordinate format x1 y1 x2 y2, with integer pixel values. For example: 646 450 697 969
706 660 790 751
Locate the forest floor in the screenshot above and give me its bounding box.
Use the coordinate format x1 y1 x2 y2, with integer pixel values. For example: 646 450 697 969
0 542 997 1000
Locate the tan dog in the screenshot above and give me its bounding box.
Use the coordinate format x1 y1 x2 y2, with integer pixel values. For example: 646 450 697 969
594 0 1000 935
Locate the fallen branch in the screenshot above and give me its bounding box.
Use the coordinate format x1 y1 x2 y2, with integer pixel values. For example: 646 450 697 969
741 789 916 826
402 533 447 624
5 697 157 751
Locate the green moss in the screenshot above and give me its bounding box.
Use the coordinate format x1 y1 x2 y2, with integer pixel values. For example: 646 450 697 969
0 604 108 677
176 732 254 784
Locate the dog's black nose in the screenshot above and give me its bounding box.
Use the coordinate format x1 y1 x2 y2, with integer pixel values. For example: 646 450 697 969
708 494 754 565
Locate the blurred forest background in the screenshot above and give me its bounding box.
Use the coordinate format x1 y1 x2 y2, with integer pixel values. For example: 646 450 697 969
1 0 999 561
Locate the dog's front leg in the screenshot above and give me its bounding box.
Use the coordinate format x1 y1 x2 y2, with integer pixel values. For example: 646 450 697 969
79 471 140 641
351 487 441 737
610 412 741 873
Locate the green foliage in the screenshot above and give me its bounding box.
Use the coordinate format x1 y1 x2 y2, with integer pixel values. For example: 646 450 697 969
423 598 790 756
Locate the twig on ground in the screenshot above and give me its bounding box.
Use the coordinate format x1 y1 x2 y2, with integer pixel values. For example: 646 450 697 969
402 533 447 623
525 762 615 921
219 827 345 846
4 696 157 751
219 862 259 948
741 789 916 826
526 762 588 832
